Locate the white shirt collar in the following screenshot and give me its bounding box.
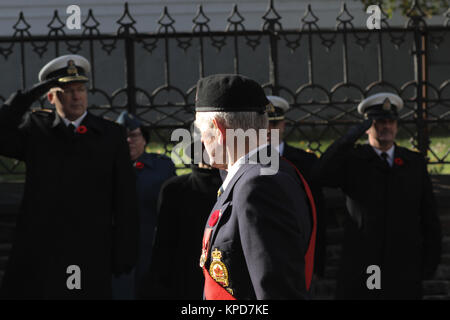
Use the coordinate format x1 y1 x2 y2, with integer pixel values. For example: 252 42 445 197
61 111 88 129
371 144 395 167
221 143 268 192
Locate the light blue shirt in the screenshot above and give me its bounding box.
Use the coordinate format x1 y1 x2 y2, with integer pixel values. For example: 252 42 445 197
61 111 88 131
372 144 395 167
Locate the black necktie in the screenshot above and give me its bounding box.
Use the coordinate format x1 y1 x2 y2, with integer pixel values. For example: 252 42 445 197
381 152 390 167
67 123 76 136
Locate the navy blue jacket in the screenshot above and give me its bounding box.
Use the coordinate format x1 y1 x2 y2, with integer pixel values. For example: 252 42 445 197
203 148 312 299
134 153 175 288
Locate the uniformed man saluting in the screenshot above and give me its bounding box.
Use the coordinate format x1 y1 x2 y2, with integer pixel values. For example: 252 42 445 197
194 74 317 300
0 55 139 299
315 92 442 300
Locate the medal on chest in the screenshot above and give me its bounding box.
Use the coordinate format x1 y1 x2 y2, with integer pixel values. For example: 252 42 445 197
209 248 229 288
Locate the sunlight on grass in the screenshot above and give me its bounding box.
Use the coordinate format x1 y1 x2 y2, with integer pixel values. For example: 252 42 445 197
0 137 448 181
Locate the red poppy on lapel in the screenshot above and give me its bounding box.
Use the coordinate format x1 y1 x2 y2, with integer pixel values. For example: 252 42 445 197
76 125 87 134
208 210 221 227
394 157 404 166
135 161 144 169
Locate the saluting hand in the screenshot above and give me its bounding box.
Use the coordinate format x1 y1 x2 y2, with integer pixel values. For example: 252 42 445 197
343 118 373 145
3 77 60 109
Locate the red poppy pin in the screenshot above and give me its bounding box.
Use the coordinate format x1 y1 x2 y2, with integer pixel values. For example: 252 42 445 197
135 161 144 169
394 157 404 166
208 210 221 227
76 125 87 134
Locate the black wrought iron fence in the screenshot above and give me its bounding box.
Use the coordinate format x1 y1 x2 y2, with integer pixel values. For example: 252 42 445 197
0 0 449 176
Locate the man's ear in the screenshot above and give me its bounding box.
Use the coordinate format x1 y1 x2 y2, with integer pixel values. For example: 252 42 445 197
212 118 226 145
47 87 64 105
47 89 61 105
47 91 54 104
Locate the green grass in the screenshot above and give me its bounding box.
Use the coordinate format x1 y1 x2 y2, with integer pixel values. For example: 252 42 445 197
1 136 449 181
287 136 450 174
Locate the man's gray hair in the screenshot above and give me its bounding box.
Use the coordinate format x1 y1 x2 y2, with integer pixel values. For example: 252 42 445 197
196 111 268 131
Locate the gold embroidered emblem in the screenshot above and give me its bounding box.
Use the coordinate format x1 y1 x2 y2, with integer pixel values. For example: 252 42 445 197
266 102 275 113
209 248 229 287
382 98 391 111
67 60 78 76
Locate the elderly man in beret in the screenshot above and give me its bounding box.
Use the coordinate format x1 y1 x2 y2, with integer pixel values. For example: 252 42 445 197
194 74 317 300
0 55 138 299
315 92 442 299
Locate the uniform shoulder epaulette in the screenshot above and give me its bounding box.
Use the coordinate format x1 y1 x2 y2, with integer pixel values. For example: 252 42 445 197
396 145 423 160
31 109 54 119
32 108 53 113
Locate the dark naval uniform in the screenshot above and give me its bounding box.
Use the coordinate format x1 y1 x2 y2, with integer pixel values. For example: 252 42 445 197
0 54 138 299
0 109 138 299
317 142 441 299
133 152 175 294
315 92 441 299
143 165 222 299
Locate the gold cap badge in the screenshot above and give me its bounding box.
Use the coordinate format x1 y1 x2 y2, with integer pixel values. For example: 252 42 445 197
266 102 275 114
67 60 78 76
382 98 391 111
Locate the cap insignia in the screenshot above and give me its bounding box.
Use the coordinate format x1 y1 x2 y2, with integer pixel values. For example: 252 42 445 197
382 98 391 111
266 102 275 113
67 60 78 76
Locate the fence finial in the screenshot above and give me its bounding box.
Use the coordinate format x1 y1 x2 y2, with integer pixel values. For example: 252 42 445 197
157 6 176 33
193 4 210 32
13 12 31 34
117 2 137 34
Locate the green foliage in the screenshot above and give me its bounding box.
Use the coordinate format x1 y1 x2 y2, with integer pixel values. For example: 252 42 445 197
360 0 449 18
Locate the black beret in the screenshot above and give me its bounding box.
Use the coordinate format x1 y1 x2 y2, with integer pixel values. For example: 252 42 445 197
195 74 273 114
116 111 149 142
116 111 142 131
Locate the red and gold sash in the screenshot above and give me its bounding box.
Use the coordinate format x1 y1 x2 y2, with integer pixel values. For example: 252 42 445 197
282 156 317 291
